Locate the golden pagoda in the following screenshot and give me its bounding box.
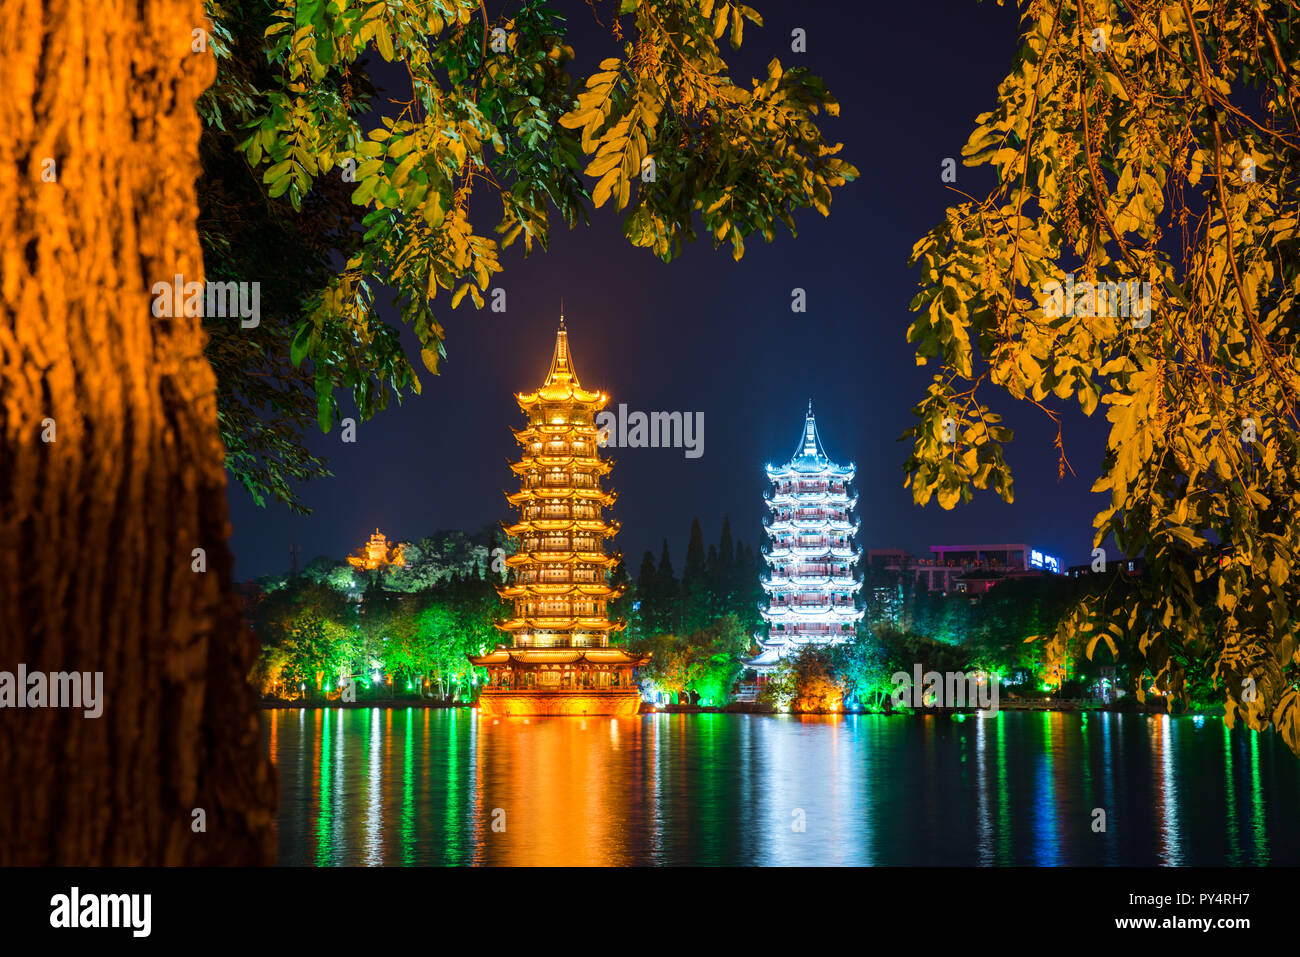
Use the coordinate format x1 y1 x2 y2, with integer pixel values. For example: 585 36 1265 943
469 317 648 716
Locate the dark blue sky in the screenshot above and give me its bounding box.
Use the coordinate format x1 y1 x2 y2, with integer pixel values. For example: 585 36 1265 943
227 0 1114 580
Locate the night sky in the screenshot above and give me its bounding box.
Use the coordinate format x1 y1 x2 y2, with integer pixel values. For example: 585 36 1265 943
226 0 1114 581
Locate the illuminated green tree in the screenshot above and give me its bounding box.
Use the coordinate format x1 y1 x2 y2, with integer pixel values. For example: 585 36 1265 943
252 643 292 697
756 657 795 710
281 612 349 693
412 601 479 697
832 636 893 711
253 579 351 647
683 613 749 704
631 614 748 704
905 0 1300 752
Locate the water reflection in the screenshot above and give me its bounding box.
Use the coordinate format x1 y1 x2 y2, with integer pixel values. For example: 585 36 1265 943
1154 715 1183 865
264 709 1298 866
1249 729 1269 864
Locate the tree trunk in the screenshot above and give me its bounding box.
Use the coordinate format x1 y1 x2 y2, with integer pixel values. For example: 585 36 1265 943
0 0 276 863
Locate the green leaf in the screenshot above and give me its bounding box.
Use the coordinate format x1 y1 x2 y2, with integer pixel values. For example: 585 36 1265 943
316 388 333 433
267 174 293 199
351 176 377 206
290 322 313 368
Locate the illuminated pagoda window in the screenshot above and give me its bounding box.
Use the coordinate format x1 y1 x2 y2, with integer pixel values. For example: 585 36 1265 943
468 315 649 716
347 529 405 571
746 403 864 674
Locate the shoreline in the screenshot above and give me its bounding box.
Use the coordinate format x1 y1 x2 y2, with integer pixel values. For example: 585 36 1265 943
260 699 1217 718
261 699 468 709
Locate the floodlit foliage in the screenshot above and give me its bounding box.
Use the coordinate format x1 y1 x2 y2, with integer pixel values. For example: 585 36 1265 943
203 0 856 487
200 0 364 512
789 645 845 712
904 0 1300 752
632 614 749 704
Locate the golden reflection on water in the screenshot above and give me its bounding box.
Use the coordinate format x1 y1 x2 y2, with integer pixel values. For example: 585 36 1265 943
471 713 650 865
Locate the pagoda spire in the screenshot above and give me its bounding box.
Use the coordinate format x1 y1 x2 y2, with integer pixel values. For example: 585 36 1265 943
795 403 826 461
544 315 579 388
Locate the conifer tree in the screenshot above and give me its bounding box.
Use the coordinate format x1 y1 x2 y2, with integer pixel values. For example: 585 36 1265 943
656 538 679 634
683 517 709 630
636 550 659 638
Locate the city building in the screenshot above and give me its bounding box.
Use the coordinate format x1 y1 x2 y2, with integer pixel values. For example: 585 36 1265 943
468 317 648 716
868 543 1061 594
746 404 864 675
866 548 964 593
1066 556 1145 579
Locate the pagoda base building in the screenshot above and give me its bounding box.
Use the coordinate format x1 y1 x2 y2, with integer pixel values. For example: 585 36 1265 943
470 317 647 716
469 649 645 717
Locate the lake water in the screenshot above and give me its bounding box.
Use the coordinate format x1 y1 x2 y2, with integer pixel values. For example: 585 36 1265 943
265 708 1299 866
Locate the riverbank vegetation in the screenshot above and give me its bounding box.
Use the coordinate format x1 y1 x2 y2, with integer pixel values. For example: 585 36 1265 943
248 519 1221 715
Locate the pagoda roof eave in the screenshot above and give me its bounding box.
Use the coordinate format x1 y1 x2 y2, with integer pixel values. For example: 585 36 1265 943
496 618 622 630
505 488 617 504
502 521 618 535
516 387 607 407
742 647 785 667
509 459 612 474
504 551 617 565
766 464 856 479
512 424 601 439
468 648 649 666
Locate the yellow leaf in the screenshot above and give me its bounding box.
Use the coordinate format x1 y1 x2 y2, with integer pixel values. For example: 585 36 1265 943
592 168 619 208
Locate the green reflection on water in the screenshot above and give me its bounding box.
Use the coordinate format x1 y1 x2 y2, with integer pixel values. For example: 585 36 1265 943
996 713 1010 864
1250 729 1268 865
1223 720 1240 864
264 709 1298 866
315 710 331 866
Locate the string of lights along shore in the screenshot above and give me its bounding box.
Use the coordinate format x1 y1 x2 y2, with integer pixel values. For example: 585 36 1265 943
746 407 865 678
468 317 648 716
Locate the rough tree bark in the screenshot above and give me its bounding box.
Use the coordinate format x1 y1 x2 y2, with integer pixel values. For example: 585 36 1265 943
0 0 276 863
